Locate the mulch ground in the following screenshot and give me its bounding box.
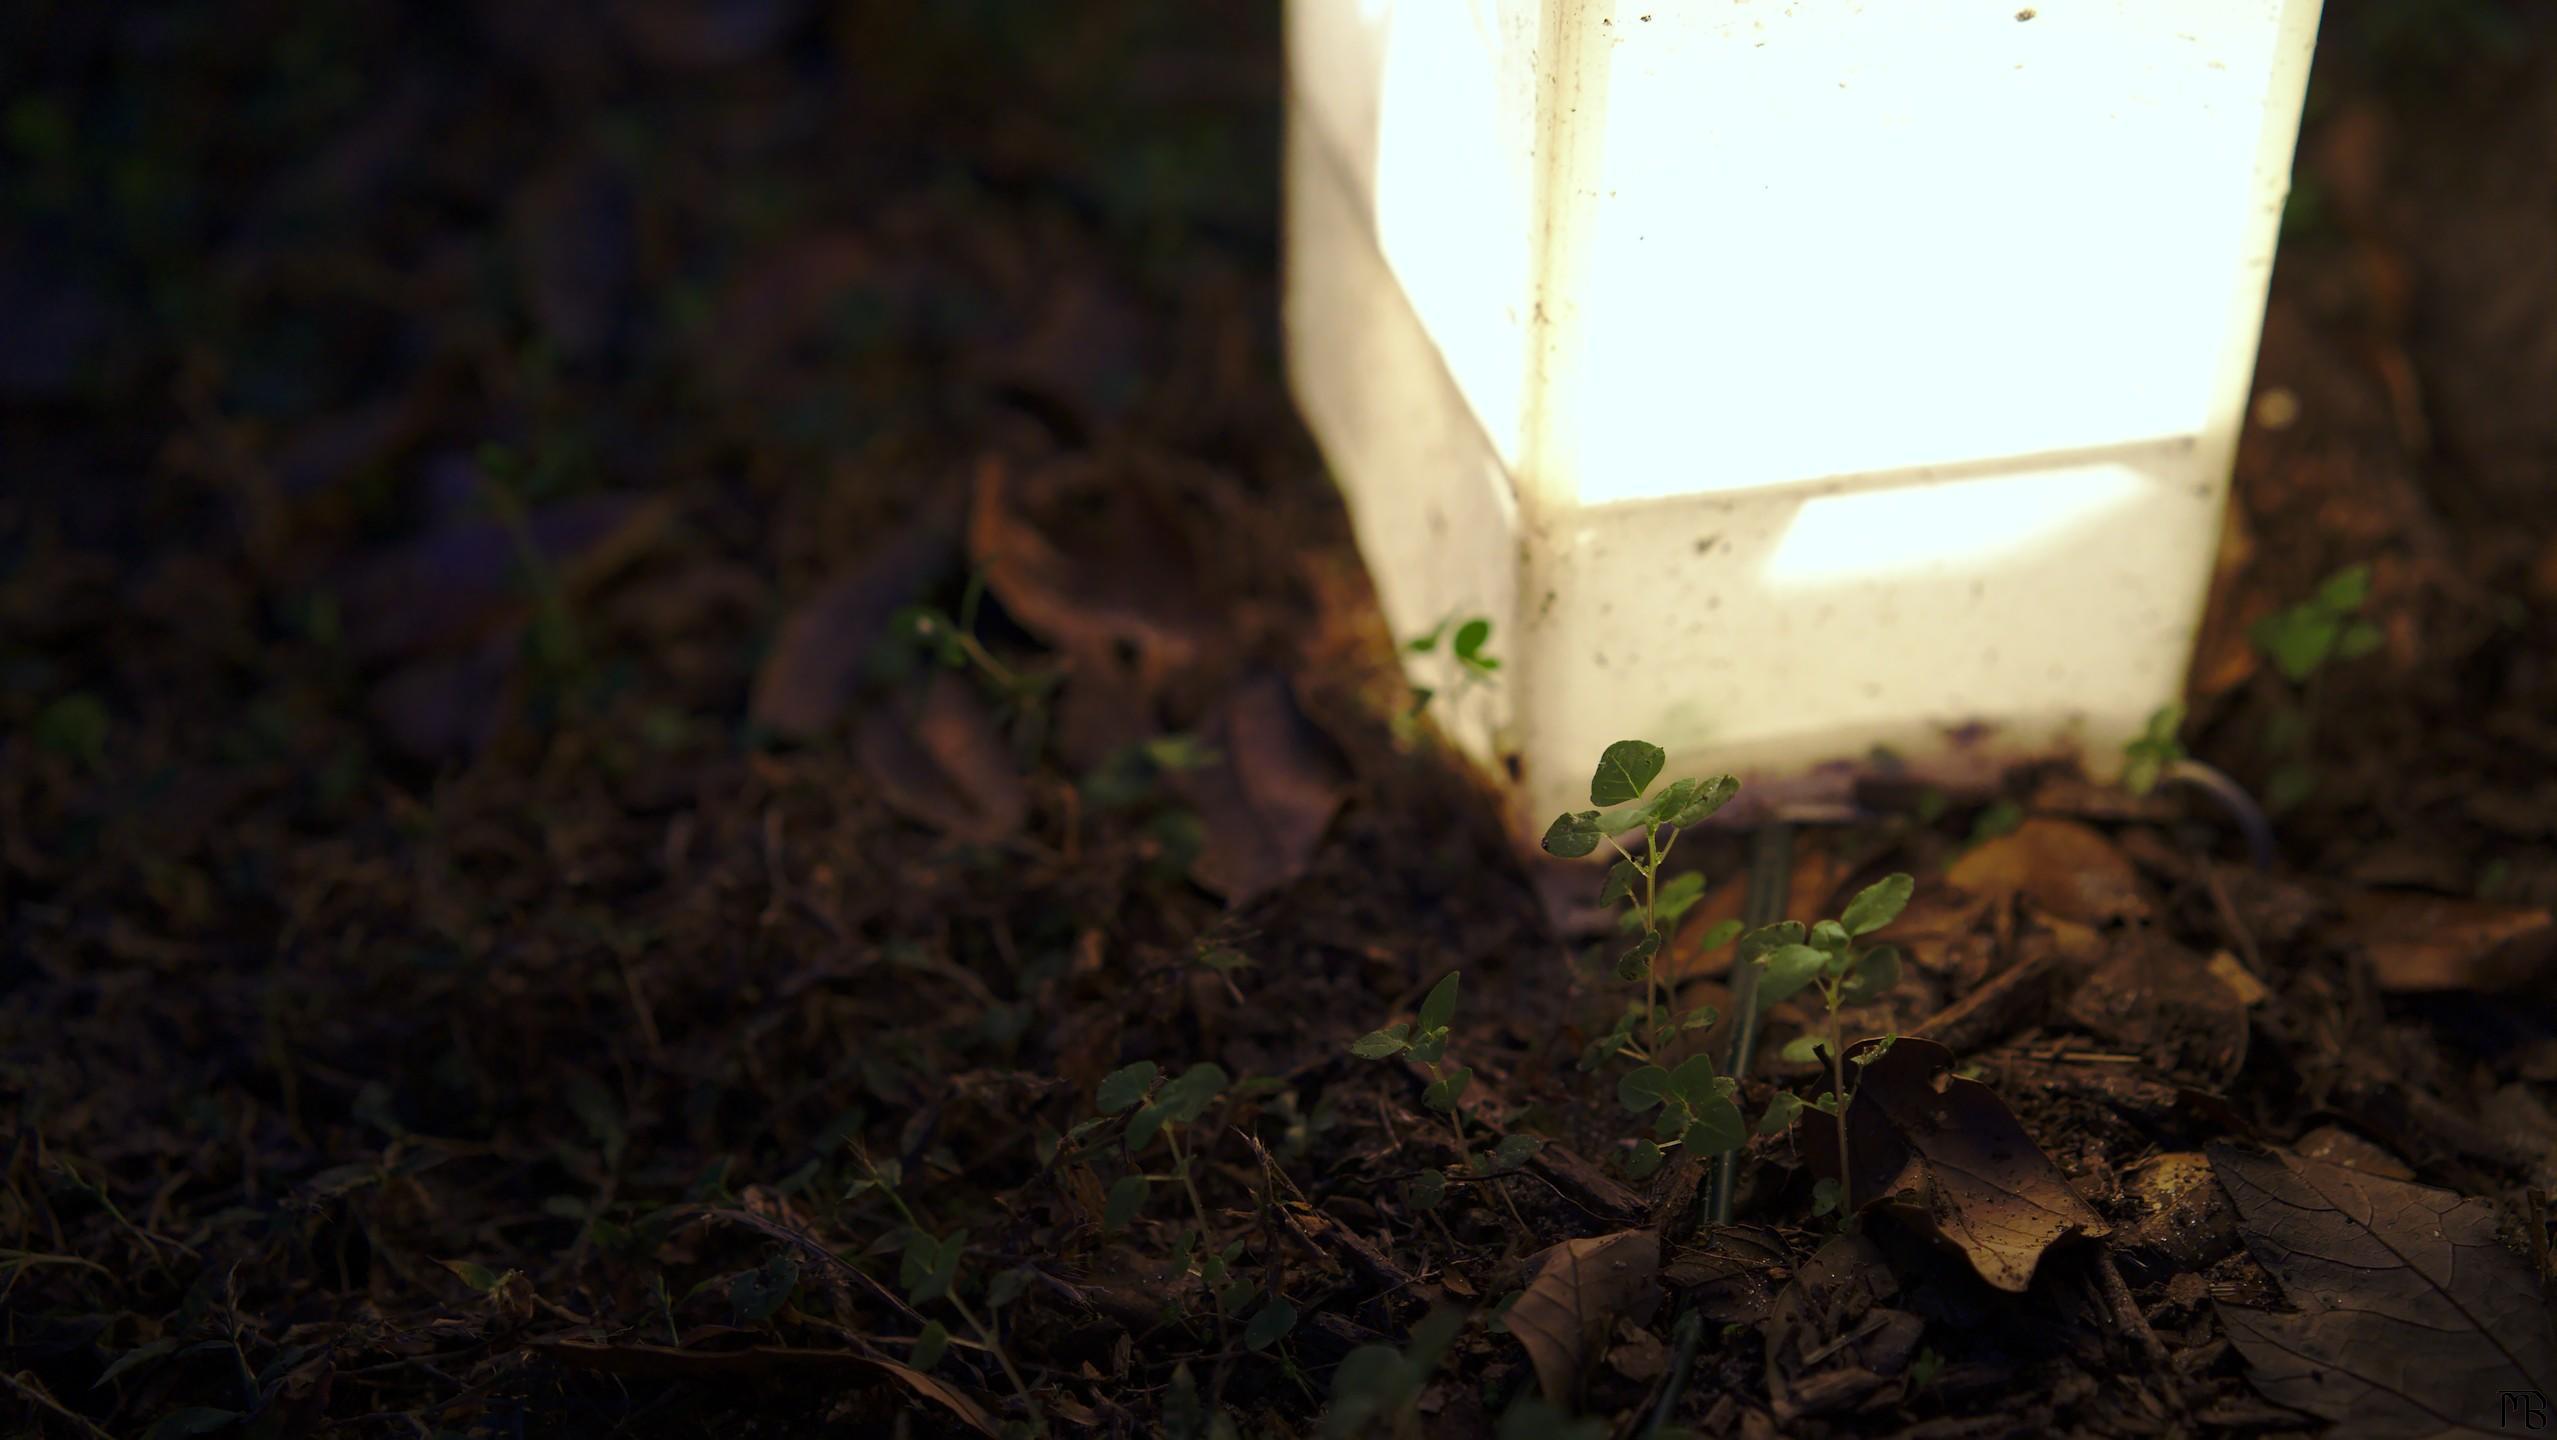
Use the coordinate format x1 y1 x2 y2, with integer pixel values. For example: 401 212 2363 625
4 3 2554 1437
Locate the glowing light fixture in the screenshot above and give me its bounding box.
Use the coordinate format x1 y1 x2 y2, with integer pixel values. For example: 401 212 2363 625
1285 0 2323 826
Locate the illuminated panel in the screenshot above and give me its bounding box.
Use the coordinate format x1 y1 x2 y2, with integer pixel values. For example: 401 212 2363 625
1285 0 2322 827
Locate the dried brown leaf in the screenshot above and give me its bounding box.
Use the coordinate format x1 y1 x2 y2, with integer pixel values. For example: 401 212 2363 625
1945 818 2149 926
1801 1036 2109 1291
2337 889 2556 993
2210 1141 2556 1438
854 671 1028 843
1176 672 1348 903
968 456 1217 676
750 504 960 738
1506 1229 1662 1404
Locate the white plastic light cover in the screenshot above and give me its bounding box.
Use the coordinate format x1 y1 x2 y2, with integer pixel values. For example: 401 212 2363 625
1284 0 2323 828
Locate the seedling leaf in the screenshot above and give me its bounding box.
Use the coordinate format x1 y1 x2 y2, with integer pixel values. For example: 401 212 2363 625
1841 874 1914 936
1542 810 1605 858
1418 972 1462 1032
1755 944 1828 1011
1244 1297 1299 1351
1105 1174 1149 1230
1590 741 1665 806
1096 1061 1158 1114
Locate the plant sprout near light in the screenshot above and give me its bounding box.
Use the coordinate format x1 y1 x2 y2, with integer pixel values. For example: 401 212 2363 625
1284 0 2326 828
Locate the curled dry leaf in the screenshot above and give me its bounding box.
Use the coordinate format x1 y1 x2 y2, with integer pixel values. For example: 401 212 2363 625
1505 1229 1662 1405
750 502 961 739
2210 1140 2556 1438
968 455 1218 678
2334 888 2555 993
1945 817 2149 926
1175 672 1349 904
854 670 1028 843
1799 1036 2108 1292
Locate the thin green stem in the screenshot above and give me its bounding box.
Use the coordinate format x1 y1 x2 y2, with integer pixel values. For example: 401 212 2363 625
1825 993 1853 1224
1641 825 1663 1059
1165 1126 1213 1241
946 1290 1041 1431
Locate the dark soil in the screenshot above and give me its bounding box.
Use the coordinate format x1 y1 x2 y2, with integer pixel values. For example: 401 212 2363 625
4 3 2553 1437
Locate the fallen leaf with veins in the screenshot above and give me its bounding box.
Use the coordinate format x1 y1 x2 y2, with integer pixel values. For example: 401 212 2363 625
1798 1036 2108 1292
854 671 1028 843
1175 672 1348 904
2209 1140 2556 1438
1505 1229 1662 1404
1945 818 2149 926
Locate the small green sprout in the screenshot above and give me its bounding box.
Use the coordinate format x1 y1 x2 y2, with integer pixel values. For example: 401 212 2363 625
1090 1060 1230 1233
2121 702 2187 798
1541 740 1739 1065
1324 1307 1467 1439
2250 562 2382 684
848 1149 1041 1428
1748 873 1913 1223
1403 613 1501 718
1613 1053 1747 1180
1350 974 1538 1209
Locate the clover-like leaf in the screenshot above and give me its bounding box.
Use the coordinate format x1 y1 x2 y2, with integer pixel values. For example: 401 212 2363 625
1126 1101 1172 1153
1157 1062 1229 1124
1840 945 1901 1004
1653 870 1706 925
1096 1061 1158 1114
1617 1065 1672 1113
1780 1033 1826 1065
1351 1023 1412 1059
1841 873 1914 936
1489 1133 1542 1171
1668 1053 1722 1108
1418 972 1462 1032
1614 931 1661 981
1697 918 1744 951
1681 1096 1746 1158
1736 920 1805 965
1757 1090 1805 1137
1423 1065 1474 1113
1678 1002 1721 1032
1411 1168 1447 1209
1590 741 1666 806
1755 943 1828 1011
1244 1296 1299 1351
1665 773 1740 827
1105 1175 1149 1230
912 1319 950 1369
1541 810 1605 858
1811 1178 1843 1216
1598 860 1640 908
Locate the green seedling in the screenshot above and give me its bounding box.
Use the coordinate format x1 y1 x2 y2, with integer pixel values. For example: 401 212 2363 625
2120 702 2187 798
1324 1306 1467 1439
847 1149 1041 1429
1090 1060 1293 1347
1350 974 1538 1210
2250 562 2381 685
1612 1051 1747 1181
1402 613 1501 719
1748 873 1913 1221
1541 740 1740 1065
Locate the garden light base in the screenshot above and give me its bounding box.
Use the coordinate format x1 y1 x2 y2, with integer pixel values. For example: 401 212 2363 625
1284 0 2323 831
